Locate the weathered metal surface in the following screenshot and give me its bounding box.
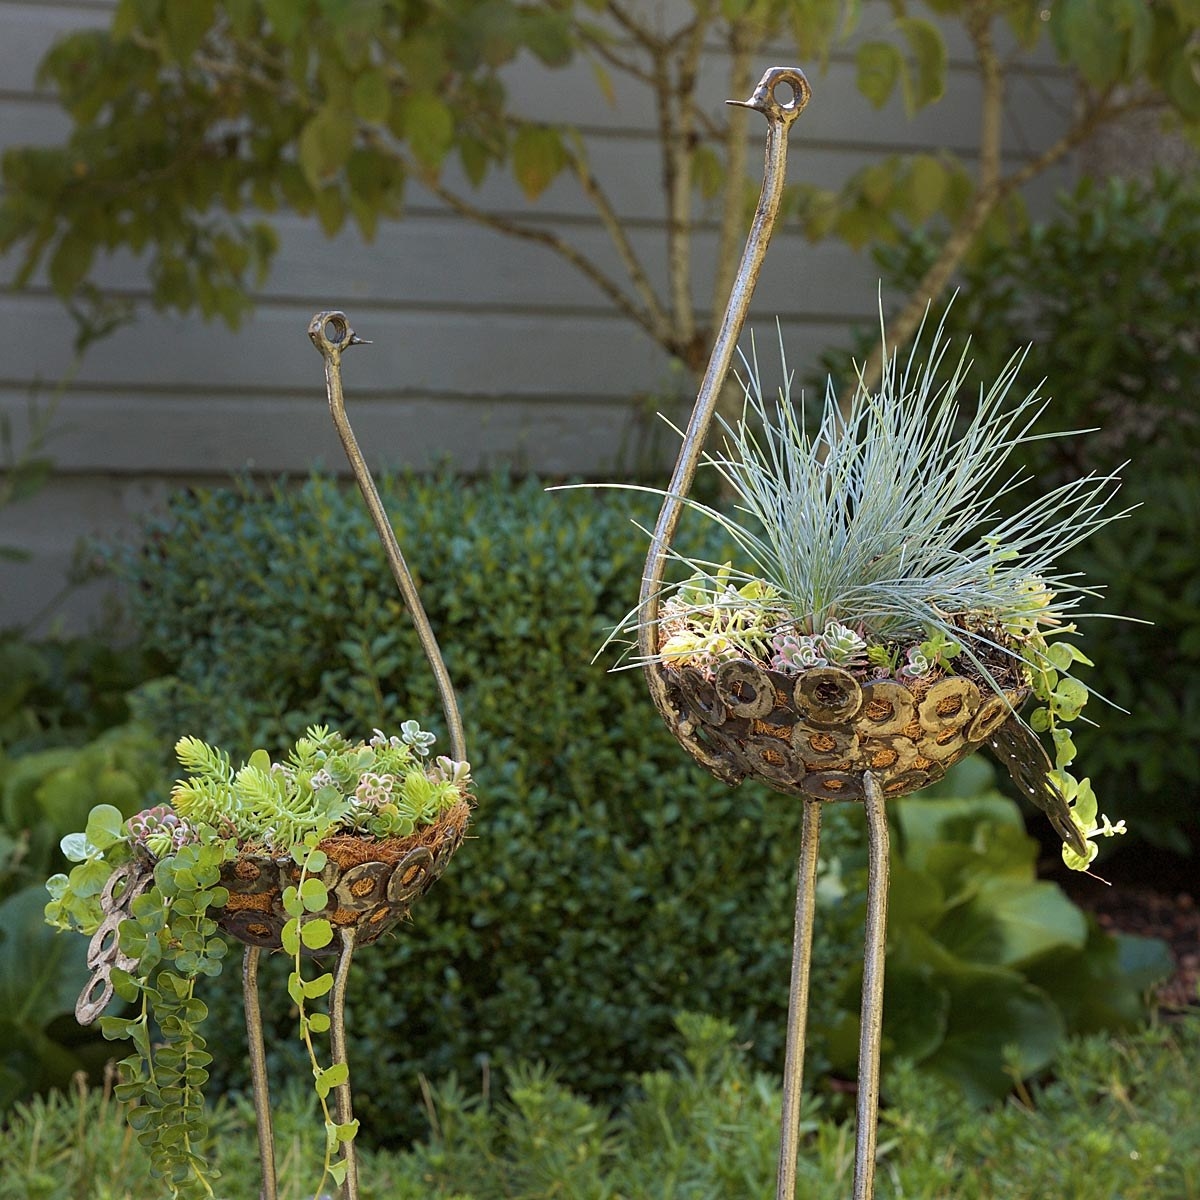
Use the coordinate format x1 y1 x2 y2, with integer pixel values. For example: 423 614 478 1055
654 658 1030 801
75 858 156 1026
216 801 470 951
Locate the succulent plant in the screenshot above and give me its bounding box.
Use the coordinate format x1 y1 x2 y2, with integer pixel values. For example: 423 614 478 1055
821 621 868 666
771 631 827 673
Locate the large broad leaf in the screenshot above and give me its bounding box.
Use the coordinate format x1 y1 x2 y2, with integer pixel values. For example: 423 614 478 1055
1024 920 1173 1034
927 969 1064 1105
935 878 1087 969
0 885 88 1024
896 928 1064 1103
881 965 951 1063
893 792 1025 874
0 885 92 1107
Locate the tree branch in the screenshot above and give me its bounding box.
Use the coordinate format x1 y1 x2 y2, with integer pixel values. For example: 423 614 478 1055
562 138 674 344
419 172 660 341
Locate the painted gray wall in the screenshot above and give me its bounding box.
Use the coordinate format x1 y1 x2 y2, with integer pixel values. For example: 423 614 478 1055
0 0 1078 631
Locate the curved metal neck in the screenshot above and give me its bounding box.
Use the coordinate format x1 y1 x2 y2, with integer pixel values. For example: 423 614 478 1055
309 312 467 764
638 66 810 660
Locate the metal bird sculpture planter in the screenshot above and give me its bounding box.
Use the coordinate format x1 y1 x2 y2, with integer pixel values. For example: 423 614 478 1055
628 64 1121 1199
53 312 471 1200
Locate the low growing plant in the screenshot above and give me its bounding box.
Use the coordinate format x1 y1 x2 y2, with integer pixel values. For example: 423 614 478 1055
12 1012 1200 1199
43 724 472 1199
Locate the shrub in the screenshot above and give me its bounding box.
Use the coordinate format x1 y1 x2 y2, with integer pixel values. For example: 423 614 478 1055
821 172 1200 851
100 473 1163 1139
3 1014 1199 1199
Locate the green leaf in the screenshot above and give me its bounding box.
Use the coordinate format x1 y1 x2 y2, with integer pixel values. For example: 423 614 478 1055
300 918 334 950
59 832 92 863
307 1011 331 1033
0 885 90 1025
262 0 303 43
856 41 902 108
1052 0 1126 87
282 886 303 918
511 125 566 202
303 848 328 873
248 748 271 773
897 17 947 112
299 878 328 912
302 972 334 999
900 154 947 223
315 1061 349 1098
281 919 300 957
164 0 215 61
299 107 352 188
352 69 392 124
1052 677 1089 716
1164 43 1200 120
941 880 1088 968
48 230 96 297
518 9 573 67
691 144 723 202
84 804 126 851
400 93 454 170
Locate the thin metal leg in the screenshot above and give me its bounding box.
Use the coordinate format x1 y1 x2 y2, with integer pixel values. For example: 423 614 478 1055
775 798 823 1200
243 945 277 1200
330 928 359 1200
853 773 890 1200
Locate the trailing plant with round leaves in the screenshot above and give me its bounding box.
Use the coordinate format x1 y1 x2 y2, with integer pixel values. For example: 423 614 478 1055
43 725 470 1198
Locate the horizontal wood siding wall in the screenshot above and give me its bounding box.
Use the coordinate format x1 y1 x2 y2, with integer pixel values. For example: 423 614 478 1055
0 0 1078 630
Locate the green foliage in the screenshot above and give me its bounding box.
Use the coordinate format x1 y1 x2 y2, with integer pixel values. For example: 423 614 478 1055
0 0 577 324
610 317 1125 671
99 472 1161 1138
788 1 1200 251
836 172 1200 849
100 838 232 1200
283 838 359 1195
168 724 463 848
1 724 165 900
37 718 471 1190
0 633 153 754
3 0 1198 373
0 885 100 1112
3 1015 1200 1198
822 762 1169 1105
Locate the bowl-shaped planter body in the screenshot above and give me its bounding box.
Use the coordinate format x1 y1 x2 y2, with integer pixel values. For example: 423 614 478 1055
218 800 471 950
654 659 1027 800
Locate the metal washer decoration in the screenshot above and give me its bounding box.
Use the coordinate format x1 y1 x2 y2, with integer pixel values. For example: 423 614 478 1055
215 801 470 950
654 658 1028 801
